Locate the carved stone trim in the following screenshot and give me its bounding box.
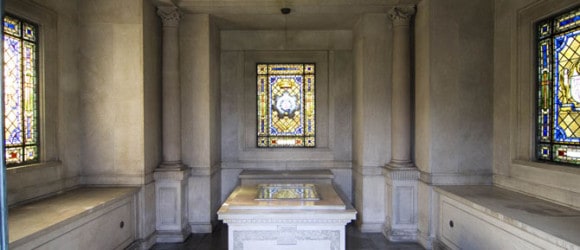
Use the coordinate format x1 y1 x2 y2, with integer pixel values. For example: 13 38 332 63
383 166 419 180
157 6 181 27
222 218 353 224
233 229 341 250
388 6 416 26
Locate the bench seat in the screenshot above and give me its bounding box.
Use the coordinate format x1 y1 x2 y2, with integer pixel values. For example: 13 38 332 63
435 186 580 250
9 187 138 250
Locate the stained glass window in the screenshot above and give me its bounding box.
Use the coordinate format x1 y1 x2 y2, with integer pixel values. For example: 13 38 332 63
3 15 39 166
257 63 315 147
536 6 580 164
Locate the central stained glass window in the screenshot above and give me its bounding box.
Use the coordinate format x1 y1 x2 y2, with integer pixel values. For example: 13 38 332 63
536 6 580 164
3 15 39 166
257 63 315 147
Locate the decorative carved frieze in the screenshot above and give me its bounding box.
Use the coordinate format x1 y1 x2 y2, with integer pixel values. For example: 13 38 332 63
388 6 416 26
221 218 355 224
157 6 181 27
233 230 341 250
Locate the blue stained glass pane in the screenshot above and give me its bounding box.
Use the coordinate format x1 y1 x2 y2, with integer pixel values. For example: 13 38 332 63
560 16 580 27
542 44 548 67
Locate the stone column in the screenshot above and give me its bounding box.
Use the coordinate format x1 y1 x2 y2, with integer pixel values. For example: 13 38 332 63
154 6 190 243
384 6 419 242
158 6 182 167
389 6 415 169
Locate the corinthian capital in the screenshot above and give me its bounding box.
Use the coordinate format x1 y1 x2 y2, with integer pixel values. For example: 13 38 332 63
388 6 415 26
157 6 181 27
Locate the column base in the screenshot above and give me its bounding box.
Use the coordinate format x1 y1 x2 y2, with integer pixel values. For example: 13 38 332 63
156 227 191 243
159 162 185 170
387 160 414 169
383 165 419 242
154 166 190 243
190 222 213 233
383 228 418 242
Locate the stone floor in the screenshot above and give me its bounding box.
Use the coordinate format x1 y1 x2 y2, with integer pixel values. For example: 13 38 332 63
151 223 424 250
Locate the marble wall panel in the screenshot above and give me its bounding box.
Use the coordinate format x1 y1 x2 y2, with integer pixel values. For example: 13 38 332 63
79 0 147 183
353 167 385 232
352 13 391 168
413 0 493 184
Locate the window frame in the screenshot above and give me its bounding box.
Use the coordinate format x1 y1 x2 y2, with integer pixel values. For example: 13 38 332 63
500 0 580 210
3 13 41 167
4 0 58 171
256 63 316 148
535 5 580 165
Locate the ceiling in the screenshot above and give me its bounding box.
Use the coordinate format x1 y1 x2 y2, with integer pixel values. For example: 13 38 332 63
156 0 419 29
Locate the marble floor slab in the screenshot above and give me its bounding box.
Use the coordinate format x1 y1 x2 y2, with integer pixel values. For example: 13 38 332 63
151 223 424 250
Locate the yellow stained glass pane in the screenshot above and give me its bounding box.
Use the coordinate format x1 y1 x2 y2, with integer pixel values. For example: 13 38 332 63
257 63 315 147
268 64 304 75
4 15 20 37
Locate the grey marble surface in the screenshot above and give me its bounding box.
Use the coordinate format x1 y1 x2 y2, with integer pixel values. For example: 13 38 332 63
9 187 138 244
436 185 580 246
151 223 424 250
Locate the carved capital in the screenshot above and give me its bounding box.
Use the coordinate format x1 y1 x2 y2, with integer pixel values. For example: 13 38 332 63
388 6 415 26
157 6 181 27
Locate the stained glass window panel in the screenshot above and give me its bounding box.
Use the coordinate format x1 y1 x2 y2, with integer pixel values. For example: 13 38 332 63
3 15 39 166
536 6 580 165
257 63 315 148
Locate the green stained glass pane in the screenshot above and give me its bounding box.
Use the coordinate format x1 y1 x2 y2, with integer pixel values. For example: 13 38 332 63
3 15 39 167
257 63 315 148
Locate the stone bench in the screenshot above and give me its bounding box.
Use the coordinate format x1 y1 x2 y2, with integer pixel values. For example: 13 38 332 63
8 187 138 250
435 186 580 250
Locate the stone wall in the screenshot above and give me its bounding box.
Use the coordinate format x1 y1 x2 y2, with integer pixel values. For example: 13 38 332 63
414 0 494 247
180 14 222 233
218 29 354 206
493 0 580 209
6 0 81 205
79 0 154 185
352 13 391 232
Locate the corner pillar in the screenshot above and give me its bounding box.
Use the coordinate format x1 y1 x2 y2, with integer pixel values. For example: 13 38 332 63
154 6 190 243
384 6 419 242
